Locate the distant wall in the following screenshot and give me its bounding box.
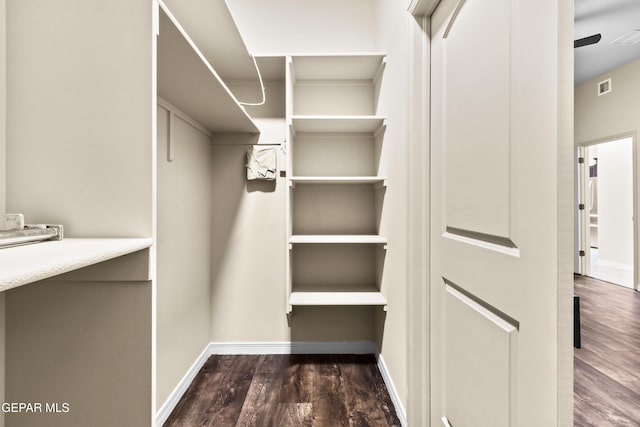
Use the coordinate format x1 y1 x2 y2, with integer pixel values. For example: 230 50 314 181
575 59 640 286
575 60 640 143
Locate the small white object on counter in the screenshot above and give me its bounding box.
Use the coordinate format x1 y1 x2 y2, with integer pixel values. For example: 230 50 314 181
3 213 25 231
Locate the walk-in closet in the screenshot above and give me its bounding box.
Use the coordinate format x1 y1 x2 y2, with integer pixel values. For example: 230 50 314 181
0 0 413 426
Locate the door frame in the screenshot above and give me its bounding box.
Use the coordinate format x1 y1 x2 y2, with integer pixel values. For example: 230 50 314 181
407 0 573 425
576 132 638 290
406 2 436 426
406 5 432 426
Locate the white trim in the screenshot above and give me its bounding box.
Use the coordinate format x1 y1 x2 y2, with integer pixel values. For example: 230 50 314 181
155 341 407 426
157 96 214 139
155 345 212 426
207 340 378 355
408 0 440 16
377 353 408 427
406 11 430 427
576 131 639 291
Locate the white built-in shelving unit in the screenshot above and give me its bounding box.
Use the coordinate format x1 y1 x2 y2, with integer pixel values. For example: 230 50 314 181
285 54 387 313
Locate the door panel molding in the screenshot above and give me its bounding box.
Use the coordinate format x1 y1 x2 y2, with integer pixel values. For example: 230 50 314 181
445 226 517 249
443 228 520 257
443 278 519 329
444 281 518 427
441 0 519 244
442 0 468 38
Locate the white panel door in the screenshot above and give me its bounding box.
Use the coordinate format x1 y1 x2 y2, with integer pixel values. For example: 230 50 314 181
430 0 572 426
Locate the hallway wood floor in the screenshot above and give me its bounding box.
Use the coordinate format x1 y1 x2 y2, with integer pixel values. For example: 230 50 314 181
574 274 640 426
163 353 401 427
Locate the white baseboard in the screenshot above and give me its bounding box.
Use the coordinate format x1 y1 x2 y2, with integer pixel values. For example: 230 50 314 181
155 345 212 426
207 340 378 355
376 353 408 427
156 341 405 427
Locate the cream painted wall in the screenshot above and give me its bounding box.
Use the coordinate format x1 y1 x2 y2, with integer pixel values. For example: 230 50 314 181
5 0 153 237
227 0 377 55
156 106 213 405
575 59 640 286
575 60 640 143
6 280 152 427
373 0 411 414
209 139 290 341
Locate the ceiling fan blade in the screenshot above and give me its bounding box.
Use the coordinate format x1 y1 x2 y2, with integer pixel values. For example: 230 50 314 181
574 33 602 48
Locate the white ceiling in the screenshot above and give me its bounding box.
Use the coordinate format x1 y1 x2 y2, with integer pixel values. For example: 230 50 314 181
575 0 640 85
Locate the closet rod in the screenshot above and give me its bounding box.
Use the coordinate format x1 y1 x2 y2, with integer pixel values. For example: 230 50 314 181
0 226 63 249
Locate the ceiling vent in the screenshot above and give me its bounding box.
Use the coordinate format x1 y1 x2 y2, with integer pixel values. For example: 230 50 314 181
598 78 612 96
611 30 640 46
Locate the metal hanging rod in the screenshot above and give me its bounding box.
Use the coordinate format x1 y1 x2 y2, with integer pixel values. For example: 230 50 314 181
0 214 64 249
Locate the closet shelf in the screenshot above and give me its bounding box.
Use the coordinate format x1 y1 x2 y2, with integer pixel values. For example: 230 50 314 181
289 290 387 308
0 238 153 292
157 4 259 134
289 176 386 187
158 0 261 84
291 54 386 81
289 235 387 244
291 116 385 133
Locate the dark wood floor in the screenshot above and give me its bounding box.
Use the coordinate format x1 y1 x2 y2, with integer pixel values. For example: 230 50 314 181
164 353 401 427
574 275 640 426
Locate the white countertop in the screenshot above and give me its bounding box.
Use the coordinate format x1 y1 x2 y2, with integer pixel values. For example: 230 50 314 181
0 238 153 291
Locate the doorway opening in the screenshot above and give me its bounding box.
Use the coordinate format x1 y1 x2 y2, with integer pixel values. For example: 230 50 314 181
577 135 637 289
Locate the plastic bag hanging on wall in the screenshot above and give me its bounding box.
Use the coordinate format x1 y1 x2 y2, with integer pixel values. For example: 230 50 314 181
246 145 277 181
